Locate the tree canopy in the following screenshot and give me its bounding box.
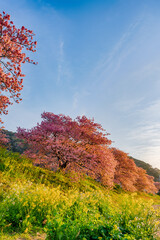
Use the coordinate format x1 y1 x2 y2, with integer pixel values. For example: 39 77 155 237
0 11 37 126
17 112 116 186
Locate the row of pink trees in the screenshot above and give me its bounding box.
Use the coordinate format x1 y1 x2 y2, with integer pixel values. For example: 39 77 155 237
17 112 157 193
112 148 157 193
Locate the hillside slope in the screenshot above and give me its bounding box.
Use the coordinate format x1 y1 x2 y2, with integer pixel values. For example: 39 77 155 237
3 129 160 183
0 147 160 239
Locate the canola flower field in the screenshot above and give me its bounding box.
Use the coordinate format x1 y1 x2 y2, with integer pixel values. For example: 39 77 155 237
0 147 160 240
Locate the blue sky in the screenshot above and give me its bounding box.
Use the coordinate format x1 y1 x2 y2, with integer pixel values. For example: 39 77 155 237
1 0 160 168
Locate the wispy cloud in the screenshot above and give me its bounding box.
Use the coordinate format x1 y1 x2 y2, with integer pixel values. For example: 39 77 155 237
72 89 90 112
116 97 145 113
126 99 160 167
56 39 72 84
57 40 64 83
90 16 143 85
72 92 79 110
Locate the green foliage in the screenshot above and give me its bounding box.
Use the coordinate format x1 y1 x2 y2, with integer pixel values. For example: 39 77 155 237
0 180 158 239
0 147 160 239
45 194 158 240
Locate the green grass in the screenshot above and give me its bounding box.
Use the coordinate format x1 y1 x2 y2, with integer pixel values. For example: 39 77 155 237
0 147 160 240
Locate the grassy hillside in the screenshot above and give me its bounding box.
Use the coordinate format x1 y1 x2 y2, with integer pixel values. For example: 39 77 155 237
0 147 160 240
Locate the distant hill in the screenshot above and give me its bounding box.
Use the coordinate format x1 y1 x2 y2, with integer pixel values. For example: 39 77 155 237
131 157 160 182
2 129 28 153
3 129 160 182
